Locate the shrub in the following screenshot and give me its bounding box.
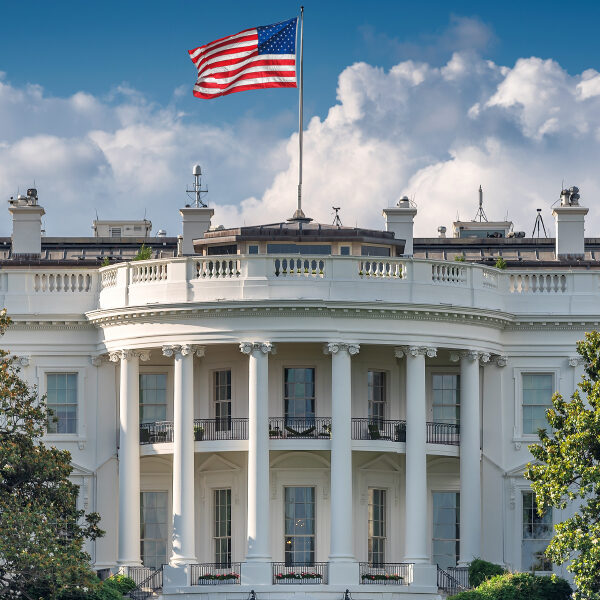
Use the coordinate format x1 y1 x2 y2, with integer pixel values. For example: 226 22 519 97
448 591 484 600
100 257 110 267
476 572 571 600
469 558 506 588
494 257 507 269
133 244 152 261
454 255 466 262
102 574 136 595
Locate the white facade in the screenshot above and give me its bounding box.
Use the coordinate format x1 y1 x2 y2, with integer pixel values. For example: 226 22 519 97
0 199 592 599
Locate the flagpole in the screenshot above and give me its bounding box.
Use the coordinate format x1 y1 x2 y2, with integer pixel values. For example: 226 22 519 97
295 6 305 219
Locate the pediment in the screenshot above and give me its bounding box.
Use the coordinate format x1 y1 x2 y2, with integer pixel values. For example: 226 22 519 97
198 453 241 472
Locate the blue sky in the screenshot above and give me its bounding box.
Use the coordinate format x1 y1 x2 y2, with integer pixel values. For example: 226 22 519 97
2 0 600 236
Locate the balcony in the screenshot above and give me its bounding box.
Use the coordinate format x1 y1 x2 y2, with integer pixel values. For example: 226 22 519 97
359 562 413 585
190 563 241 585
272 562 328 584
352 419 460 445
269 417 332 439
426 422 460 445
139 418 248 445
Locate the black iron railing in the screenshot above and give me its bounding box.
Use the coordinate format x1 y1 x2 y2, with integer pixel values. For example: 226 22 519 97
437 565 468 594
193 418 248 441
139 421 173 445
272 562 328 584
427 422 460 445
269 417 332 439
127 565 164 600
190 563 241 585
448 566 470 589
359 562 412 585
352 419 406 441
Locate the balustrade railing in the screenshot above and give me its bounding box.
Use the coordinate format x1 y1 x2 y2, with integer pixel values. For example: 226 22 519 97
427 422 460 445
272 562 328 584
194 258 240 279
130 261 167 284
190 563 241 585
359 562 412 585
447 566 470 589
139 421 173 445
351 418 406 441
359 260 406 278
193 418 248 440
34 271 93 292
437 565 468 594
273 257 325 277
431 264 466 285
269 417 332 439
509 272 567 293
126 565 163 600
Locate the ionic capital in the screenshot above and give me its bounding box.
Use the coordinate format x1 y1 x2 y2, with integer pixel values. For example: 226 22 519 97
449 350 491 364
13 355 30 367
239 342 276 355
568 356 585 367
162 344 205 358
323 342 360 356
91 354 108 366
396 345 437 359
493 354 508 368
108 349 151 362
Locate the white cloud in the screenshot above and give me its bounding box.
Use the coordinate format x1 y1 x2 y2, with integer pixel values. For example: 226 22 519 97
3 49 600 241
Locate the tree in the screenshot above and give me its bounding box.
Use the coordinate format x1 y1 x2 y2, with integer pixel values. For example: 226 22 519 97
0 309 104 599
525 330 600 600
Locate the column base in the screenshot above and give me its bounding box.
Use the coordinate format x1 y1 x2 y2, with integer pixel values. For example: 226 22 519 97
410 563 439 591
163 564 190 590
328 560 359 586
116 561 142 572
170 555 197 567
241 560 272 586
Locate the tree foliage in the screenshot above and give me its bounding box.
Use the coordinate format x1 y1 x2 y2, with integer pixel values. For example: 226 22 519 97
0 309 104 599
525 330 600 599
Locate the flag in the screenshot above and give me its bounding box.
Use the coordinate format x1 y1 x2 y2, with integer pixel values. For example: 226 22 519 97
188 18 298 99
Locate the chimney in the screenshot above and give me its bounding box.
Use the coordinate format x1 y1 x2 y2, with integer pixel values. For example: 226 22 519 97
552 186 588 260
8 188 45 257
179 207 214 255
382 196 418 255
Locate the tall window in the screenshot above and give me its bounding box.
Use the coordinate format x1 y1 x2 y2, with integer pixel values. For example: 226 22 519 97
368 489 386 566
214 370 232 431
46 373 78 434
432 374 460 424
522 374 553 434
214 489 231 566
368 371 386 423
522 491 553 571
139 374 167 424
140 491 168 569
432 492 460 569
284 487 315 565
284 368 315 421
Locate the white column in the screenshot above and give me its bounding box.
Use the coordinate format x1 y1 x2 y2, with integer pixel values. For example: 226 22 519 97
110 349 150 567
240 342 274 565
398 345 436 564
455 350 488 565
163 344 203 565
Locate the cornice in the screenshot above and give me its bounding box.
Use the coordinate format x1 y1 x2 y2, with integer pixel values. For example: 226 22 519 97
7 318 93 331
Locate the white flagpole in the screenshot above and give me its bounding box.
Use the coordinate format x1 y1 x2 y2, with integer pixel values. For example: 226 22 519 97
295 6 305 219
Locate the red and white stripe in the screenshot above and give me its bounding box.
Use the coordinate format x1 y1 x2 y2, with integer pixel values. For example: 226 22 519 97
188 27 296 99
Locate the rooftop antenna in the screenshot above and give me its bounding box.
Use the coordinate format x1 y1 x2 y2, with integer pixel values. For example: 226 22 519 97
332 206 343 228
186 164 208 208
474 185 488 222
532 208 548 238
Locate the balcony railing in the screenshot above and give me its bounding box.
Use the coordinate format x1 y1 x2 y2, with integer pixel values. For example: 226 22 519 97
352 419 406 441
426 422 460 445
193 418 248 440
272 562 328 584
359 562 413 585
437 565 469 594
139 421 173 444
269 417 332 439
190 563 241 585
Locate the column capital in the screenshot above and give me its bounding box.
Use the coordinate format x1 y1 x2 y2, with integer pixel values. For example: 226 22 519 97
449 350 491 364
396 345 437 359
13 355 30 367
323 342 360 356
162 344 205 358
239 341 276 355
493 354 508 367
109 349 151 362
568 356 585 367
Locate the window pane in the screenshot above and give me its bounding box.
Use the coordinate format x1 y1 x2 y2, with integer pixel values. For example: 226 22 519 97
284 487 315 565
284 369 316 420
140 491 168 569
432 492 460 568
522 491 552 571
139 374 167 424
46 373 78 434
432 375 460 424
214 489 231 565
522 374 554 433
368 489 386 565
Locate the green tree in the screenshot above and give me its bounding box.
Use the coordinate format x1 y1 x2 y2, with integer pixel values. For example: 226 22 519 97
132 244 152 261
0 309 104 599
525 330 600 599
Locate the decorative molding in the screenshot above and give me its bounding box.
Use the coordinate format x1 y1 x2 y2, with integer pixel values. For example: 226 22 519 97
108 349 151 362
493 355 508 368
396 345 437 358
13 355 30 367
568 356 585 367
449 350 491 364
239 342 276 355
91 354 108 366
323 342 360 356
162 344 205 358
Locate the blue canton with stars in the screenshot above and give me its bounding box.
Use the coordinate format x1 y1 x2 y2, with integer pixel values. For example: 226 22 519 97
257 18 297 55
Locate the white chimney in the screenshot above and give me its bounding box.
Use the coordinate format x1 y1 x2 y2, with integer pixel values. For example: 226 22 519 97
179 207 214 255
382 196 418 255
552 186 588 259
9 189 45 256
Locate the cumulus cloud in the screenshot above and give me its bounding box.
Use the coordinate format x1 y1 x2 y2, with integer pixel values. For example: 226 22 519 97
3 47 600 239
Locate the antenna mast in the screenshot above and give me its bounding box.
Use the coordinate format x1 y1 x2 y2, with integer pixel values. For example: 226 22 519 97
332 206 342 228
532 208 548 238
474 185 488 222
187 164 208 207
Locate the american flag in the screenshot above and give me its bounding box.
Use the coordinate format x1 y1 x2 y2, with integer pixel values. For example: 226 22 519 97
188 18 298 99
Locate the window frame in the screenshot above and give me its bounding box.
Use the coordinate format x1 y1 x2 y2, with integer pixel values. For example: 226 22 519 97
139 372 169 424
367 487 387 566
140 489 169 570
213 488 232 566
283 485 316 566
367 370 388 423
283 366 316 421
521 490 553 573
212 369 233 431
431 490 460 569
427 367 460 424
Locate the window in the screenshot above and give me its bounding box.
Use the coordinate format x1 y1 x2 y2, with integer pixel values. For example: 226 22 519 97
340 246 350 256
432 492 460 569
248 245 259 254
432 374 460 424
522 491 553 571
139 374 167 424
207 244 237 255
522 374 553 434
284 487 315 565
267 243 332 255
214 370 232 432
214 489 231 566
361 245 390 257
140 491 168 570
368 489 386 566
46 373 78 434
368 371 386 423
109 227 121 237
284 368 315 423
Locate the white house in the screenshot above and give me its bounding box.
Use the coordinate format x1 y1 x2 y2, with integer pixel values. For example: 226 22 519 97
0 183 592 599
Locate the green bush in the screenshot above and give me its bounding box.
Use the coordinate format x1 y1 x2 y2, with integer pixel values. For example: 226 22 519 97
477 572 571 600
133 243 152 261
535 574 572 600
494 257 507 270
448 591 484 600
103 574 137 594
469 558 506 588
